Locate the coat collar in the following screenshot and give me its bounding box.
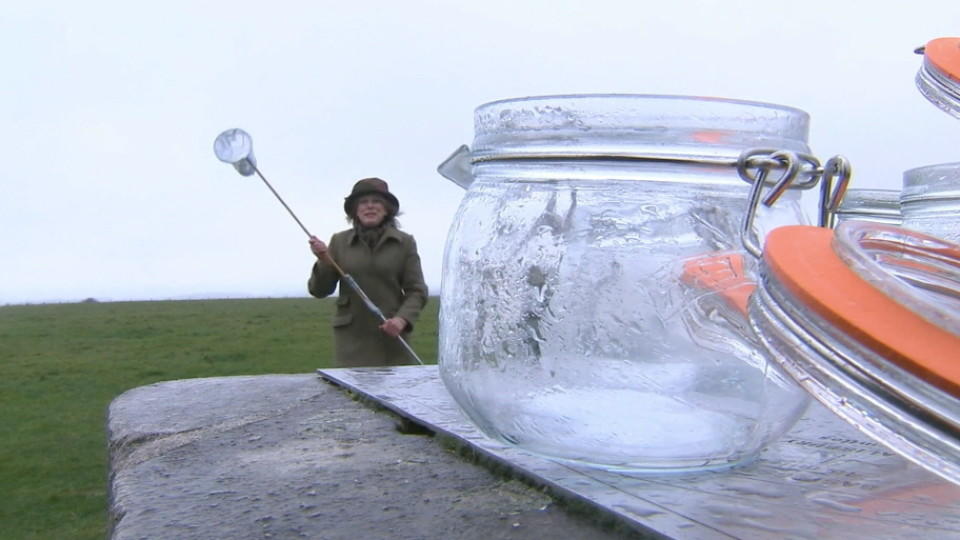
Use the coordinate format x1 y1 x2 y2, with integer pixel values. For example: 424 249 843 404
345 225 403 249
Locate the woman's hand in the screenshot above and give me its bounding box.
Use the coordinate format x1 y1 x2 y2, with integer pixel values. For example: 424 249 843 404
379 317 408 338
309 236 328 259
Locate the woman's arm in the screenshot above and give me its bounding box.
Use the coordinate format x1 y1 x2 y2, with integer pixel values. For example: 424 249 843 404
307 234 340 298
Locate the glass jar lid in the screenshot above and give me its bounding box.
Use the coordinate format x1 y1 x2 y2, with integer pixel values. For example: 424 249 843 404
916 37 960 119
751 221 960 484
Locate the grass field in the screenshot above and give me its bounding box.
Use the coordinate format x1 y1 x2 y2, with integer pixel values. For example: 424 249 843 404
0 297 439 540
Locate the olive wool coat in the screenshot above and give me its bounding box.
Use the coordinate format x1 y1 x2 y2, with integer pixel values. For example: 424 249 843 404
308 226 429 367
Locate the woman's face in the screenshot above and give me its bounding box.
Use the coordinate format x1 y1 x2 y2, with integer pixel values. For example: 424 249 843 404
355 195 387 227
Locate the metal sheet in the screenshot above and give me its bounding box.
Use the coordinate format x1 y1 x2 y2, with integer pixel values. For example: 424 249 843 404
319 366 960 539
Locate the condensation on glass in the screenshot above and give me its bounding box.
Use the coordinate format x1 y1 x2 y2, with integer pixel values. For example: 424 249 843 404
438 95 814 472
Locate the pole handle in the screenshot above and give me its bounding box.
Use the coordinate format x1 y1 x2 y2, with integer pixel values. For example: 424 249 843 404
322 252 348 278
340 273 425 365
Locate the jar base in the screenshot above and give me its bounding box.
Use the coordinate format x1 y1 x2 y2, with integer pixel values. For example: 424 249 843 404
496 439 760 474
474 387 773 473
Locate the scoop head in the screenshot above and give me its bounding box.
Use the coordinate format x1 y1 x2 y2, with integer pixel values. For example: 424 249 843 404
214 128 257 176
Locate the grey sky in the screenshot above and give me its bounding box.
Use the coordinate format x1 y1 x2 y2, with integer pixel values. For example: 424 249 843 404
3 1 958 304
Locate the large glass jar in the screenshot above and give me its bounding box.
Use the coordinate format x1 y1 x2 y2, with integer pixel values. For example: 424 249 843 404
901 162 960 244
438 95 813 471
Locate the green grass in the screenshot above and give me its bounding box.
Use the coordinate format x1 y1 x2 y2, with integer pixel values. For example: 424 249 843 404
0 297 439 540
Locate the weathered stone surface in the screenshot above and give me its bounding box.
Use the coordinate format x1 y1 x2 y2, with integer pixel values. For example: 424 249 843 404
107 374 642 540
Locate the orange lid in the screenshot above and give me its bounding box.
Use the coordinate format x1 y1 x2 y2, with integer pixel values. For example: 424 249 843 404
764 225 960 396
924 37 960 83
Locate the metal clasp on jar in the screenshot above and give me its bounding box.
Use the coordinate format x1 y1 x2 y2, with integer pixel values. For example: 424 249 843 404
737 149 852 258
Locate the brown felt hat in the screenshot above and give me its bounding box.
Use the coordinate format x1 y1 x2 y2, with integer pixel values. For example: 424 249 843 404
343 177 400 216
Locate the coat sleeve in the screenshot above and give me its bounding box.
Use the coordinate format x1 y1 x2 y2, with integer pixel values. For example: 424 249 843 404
307 234 341 298
395 236 429 329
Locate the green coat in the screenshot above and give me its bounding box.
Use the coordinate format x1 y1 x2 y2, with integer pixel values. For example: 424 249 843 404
308 226 429 367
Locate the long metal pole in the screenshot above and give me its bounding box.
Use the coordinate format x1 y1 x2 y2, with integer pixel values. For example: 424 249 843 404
250 161 424 365
336 273 425 366
252 163 313 238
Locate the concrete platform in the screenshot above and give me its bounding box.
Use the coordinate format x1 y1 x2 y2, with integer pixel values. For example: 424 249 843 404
106 373 643 540
320 366 960 539
107 367 960 539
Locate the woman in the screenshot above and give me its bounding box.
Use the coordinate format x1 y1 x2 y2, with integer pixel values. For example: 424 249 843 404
308 177 429 367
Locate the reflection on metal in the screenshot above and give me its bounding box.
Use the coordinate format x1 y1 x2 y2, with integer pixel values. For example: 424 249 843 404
319 365 960 540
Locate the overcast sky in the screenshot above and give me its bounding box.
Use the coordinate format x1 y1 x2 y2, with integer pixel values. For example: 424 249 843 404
3 1 958 304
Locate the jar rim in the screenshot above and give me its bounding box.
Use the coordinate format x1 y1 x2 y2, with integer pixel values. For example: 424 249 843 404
903 161 960 177
471 93 811 163
902 161 960 203
477 93 809 116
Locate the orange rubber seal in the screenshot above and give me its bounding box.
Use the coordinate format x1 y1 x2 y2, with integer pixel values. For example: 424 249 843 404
681 252 754 316
925 37 960 83
764 225 960 396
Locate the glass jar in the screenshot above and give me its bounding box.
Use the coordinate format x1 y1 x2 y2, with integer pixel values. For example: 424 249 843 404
834 188 902 227
749 220 960 484
916 37 960 119
901 162 960 245
437 95 814 471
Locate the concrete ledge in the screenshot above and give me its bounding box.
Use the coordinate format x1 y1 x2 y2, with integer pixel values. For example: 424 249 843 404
107 374 640 540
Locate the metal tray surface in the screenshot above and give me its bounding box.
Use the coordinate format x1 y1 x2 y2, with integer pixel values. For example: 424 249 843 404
318 365 960 540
